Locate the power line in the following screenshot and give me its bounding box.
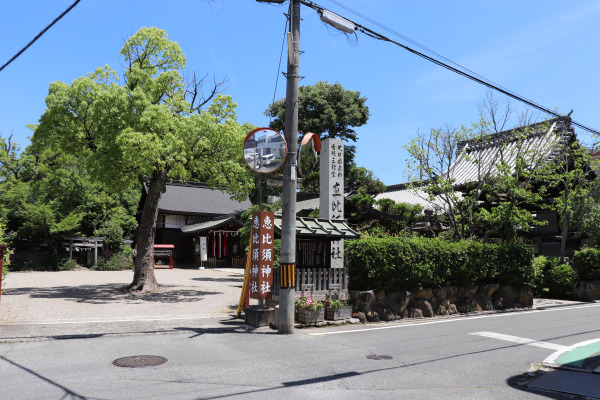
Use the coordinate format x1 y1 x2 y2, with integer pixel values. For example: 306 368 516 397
0 0 81 73
298 0 600 136
269 17 289 123
325 0 518 103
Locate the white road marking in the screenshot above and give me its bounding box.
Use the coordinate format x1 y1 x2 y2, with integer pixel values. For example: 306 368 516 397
470 331 567 351
543 338 600 366
306 303 600 336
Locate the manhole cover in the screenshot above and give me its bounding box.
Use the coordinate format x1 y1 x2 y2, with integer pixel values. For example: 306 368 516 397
367 354 393 360
112 355 168 368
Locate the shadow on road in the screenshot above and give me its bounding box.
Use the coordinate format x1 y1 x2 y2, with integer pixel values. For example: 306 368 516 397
1 355 88 399
506 371 589 399
2 284 223 304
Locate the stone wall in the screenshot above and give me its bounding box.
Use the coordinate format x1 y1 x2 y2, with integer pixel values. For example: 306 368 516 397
574 280 600 301
350 284 533 322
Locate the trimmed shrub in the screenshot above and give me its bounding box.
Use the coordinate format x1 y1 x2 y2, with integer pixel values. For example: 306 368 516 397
1 257 8 293
547 264 577 299
94 251 134 271
56 257 77 271
10 253 77 271
573 248 600 281
531 256 560 297
345 236 534 292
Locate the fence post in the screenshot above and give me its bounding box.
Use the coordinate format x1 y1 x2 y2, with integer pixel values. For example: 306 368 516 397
0 244 7 304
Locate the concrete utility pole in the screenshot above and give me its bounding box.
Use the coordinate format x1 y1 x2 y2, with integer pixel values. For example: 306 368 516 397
278 0 301 335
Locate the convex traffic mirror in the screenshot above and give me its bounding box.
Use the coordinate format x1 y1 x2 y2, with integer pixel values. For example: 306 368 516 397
243 128 287 174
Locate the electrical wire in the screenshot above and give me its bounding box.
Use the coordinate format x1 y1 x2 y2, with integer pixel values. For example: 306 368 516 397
325 0 517 102
0 0 81 73
298 0 600 136
269 16 289 123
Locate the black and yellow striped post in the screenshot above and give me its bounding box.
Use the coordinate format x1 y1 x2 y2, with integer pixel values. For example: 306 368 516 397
280 263 296 289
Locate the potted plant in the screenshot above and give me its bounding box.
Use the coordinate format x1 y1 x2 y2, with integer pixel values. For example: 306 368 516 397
295 294 325 323
324 298 352 321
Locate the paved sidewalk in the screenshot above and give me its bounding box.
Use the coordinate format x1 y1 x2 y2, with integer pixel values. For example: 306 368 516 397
0 268 258 341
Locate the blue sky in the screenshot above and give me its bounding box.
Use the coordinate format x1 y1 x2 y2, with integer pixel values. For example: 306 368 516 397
1 0 599 185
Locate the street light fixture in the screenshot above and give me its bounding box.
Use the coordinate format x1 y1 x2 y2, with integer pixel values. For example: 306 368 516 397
319 9 355 33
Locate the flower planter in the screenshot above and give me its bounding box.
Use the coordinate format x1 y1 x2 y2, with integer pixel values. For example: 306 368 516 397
296 308 325 323
325 306 352 321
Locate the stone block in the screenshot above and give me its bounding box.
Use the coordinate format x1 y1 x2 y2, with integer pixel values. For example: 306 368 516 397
383 290 412 315
244 306 275 327
477 283 500 302
413 298 434 317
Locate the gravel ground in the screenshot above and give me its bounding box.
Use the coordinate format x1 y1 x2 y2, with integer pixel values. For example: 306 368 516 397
0 267 247 323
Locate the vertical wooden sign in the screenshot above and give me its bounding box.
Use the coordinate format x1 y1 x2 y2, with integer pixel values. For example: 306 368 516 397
320 138 344 269
200 237 207 262
249 211 275 300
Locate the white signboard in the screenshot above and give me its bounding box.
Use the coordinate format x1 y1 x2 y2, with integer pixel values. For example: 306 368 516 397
200 236 208 262
320 138 344 269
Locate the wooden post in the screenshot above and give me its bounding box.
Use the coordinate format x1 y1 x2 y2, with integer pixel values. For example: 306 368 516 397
0 244 7 304
94 239 98 265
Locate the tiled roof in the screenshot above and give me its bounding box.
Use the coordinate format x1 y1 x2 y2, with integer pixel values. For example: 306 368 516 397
375 186 446 211
151 182 252 216
275 196 320 215
379 117 574 209
449 117 574 187
273 216 359 239
275 193 352 215
181 215 243 234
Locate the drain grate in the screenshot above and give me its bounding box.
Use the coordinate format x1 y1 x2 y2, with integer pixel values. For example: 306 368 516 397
113 355 168 368
367 354 393 360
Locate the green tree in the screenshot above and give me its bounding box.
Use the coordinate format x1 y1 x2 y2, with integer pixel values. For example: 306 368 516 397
0 140 140 257
0 218 9 292
265 81 369 174
540 141 598 262
0 134 25 182
375 198 423 235
404 93 548 241
346 165 385 195
34 27 253 291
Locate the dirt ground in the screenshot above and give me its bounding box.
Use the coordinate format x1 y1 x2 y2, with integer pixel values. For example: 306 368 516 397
0 268 247 323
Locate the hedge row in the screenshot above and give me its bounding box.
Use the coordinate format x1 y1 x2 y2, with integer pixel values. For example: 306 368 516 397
573 248 600 281
345 236 534 292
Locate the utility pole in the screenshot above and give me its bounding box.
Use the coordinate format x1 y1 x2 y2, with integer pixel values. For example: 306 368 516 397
278 0 300 335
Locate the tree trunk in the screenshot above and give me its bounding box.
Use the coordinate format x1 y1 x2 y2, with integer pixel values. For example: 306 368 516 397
128 170 167 291
560 192 570 264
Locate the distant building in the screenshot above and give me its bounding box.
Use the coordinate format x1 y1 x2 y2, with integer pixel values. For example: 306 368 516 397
377 116 591 256
141 181 252 267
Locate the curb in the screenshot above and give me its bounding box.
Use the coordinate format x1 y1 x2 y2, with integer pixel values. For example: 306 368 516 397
543 339 600 374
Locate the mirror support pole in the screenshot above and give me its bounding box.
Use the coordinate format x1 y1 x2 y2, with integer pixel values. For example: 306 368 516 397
278 0 300 335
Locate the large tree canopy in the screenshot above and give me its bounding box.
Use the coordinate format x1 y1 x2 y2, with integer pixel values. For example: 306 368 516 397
266 81 369 174
34 27 253 290
266 80 369 143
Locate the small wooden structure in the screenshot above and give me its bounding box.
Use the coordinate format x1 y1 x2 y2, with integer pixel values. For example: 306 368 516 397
271 216 359 301
181 215 245 268
153 244 175 269
63 237 104 266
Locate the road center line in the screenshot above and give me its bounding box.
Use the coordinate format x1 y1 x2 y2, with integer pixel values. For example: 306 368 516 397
470 331 567 351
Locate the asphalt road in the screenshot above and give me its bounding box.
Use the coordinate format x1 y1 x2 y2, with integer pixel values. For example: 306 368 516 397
2 302 600 399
